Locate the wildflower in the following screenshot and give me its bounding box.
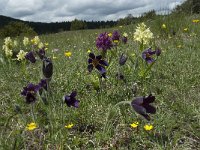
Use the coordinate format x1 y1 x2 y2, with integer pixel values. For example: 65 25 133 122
142 48 161 64
17 50 27 61
108 33 112 37
183 28 188 32
13 40 18 47
119 53 127 66
26 122 37 131
25 51 36 63
122 32 128 44
96 32 113 51
112 30 120 42
133 22 153 45
131 94 156 120
38 42 44 49
45 42 49 46
192 19 199 23
39 79 47 91
144 124 153 131
42 57 53 79
23 37 29 46
177 45 182 48
36 48 46 60
161 24 166 29
87 49 91 53
65 123 74 129
4 48 13 57
65 52 72 57
31 36 40 45
64 91 80 108
4 37 12 47
21 83 40 104
119 26 123 28
130 122 139 128
87 53 109 76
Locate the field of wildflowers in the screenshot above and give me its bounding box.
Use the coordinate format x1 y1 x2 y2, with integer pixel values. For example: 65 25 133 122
0 13 200 149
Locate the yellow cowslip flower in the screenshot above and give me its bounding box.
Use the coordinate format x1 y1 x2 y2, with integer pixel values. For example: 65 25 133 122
26 122 37 131
65 123 74 129
17 50 27 61
130 122 139 128
108 33 112 37
119 26 123 28
65 52 72 57
144 124 153 131
23 37 29 46
192 19 199 23
87 49 91 53
133 22 153 45
183 28 188 32
45 42 49 46
161 24 166 29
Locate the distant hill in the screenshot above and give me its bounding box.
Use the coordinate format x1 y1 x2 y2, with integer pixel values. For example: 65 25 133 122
0 15 117 35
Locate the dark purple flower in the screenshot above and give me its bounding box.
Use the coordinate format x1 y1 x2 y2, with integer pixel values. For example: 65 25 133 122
36 48 46 60
25 51 36 63
96 32 113 51
64 91 80 108
122 36 128 44
87 53 108 77
119 53 127 66
142 48 156 64
131 94 156 121
112 30 120 41
39 79 47 90
21 83 40 104
43 57 53 79
155 48 161 56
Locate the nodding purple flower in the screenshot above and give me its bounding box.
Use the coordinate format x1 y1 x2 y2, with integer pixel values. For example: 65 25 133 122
96 32 113 51
87 53 109 77
119 53 128 66
64 91 80 108
21 83 40 104
131 94 156 121
25 51 36 63
122 36 128 44
142 48 161 64
155 48 161 56
39 79 47 91
142 48 156 64
112 30 120 41
36 48 46 60
43 57 53 79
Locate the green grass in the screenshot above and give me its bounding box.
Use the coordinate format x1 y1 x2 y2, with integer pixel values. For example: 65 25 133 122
0 13 200 149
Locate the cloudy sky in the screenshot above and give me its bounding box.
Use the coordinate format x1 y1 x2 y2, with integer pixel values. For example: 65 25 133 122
0 0 186 22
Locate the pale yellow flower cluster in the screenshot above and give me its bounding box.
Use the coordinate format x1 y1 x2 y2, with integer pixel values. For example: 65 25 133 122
30 36 48 50
133 22 153 45
2 37 16 57
17 50 27 61
23 37 29 46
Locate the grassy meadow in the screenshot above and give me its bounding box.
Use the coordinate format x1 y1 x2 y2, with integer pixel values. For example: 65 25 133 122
0 13 200 149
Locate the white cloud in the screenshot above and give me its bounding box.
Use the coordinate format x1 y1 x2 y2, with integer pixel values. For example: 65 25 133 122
0 0 186 22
